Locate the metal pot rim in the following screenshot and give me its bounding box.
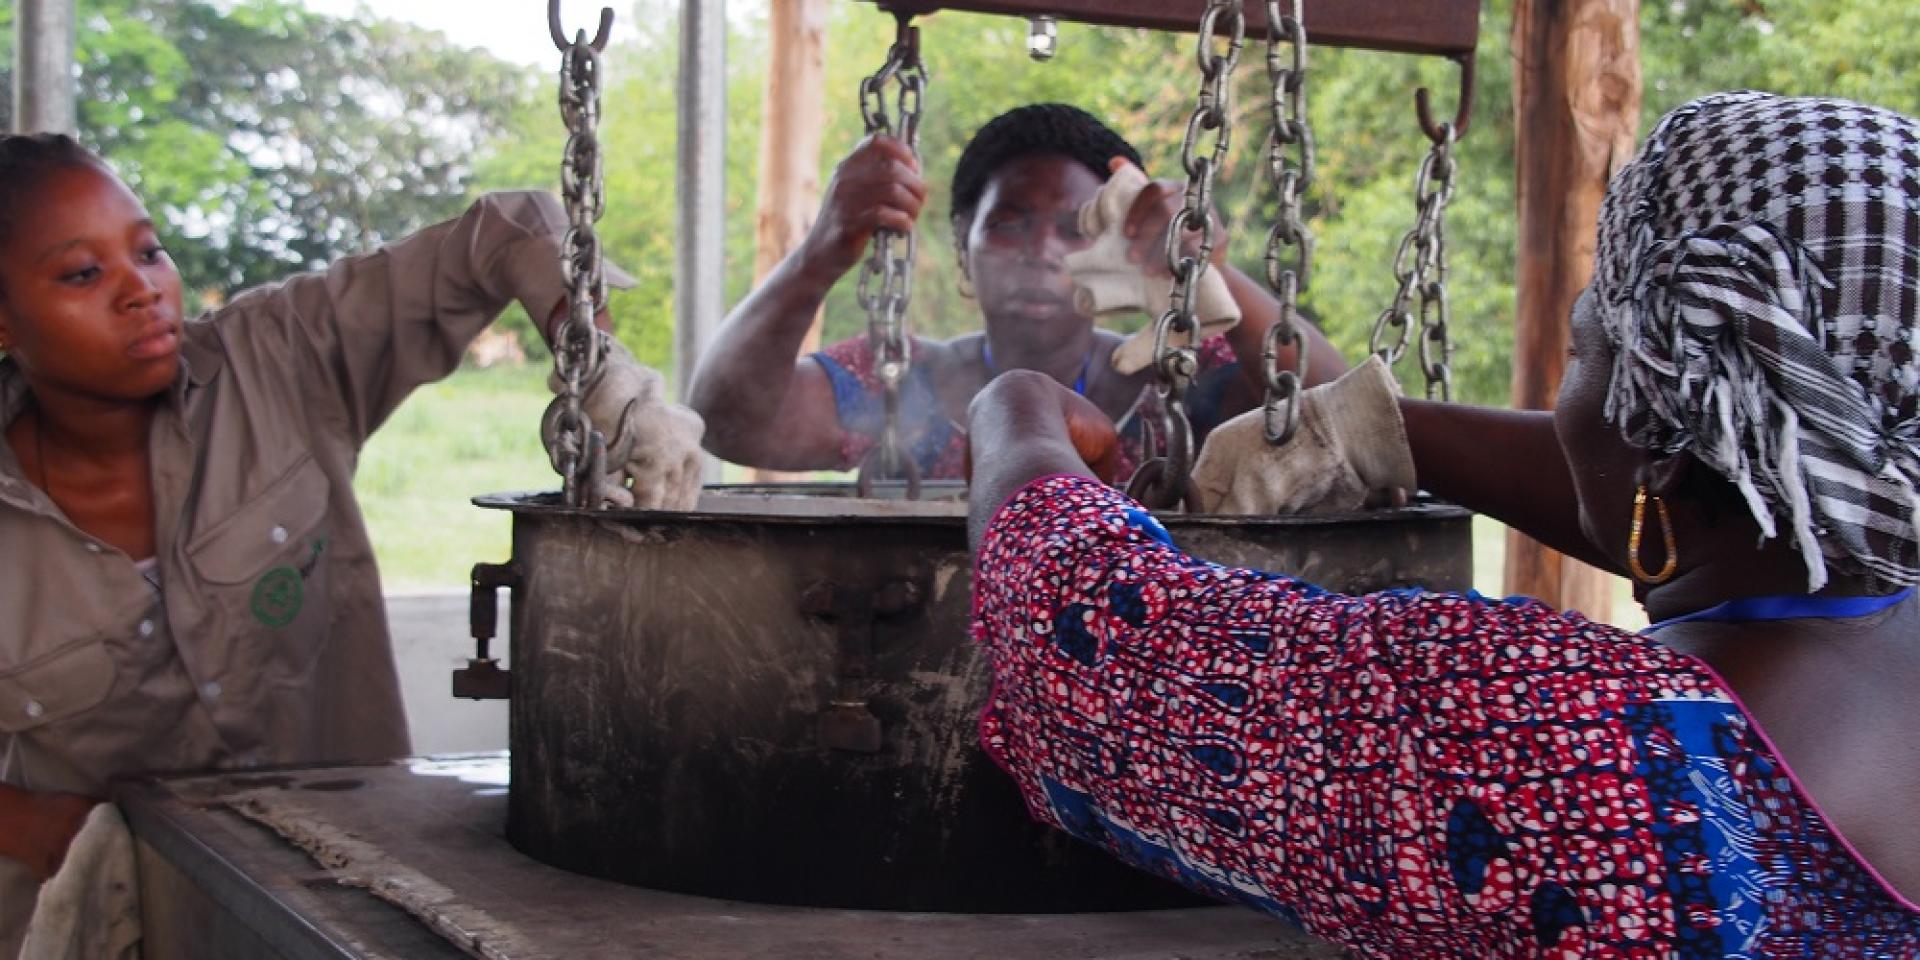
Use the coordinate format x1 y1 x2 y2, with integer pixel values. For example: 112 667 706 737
471 484 1473 529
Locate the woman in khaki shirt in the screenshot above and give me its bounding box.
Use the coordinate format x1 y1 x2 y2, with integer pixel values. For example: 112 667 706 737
0 133 695 950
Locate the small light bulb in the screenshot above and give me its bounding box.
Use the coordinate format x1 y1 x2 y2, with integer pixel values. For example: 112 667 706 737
1027 16 1059 61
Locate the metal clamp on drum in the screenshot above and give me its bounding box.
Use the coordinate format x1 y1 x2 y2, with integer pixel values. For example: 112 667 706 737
802 578 928 754
453 561 518 701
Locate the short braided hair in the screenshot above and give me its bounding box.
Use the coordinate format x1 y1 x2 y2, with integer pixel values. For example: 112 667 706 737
950 103 1142 243
0 133 106 250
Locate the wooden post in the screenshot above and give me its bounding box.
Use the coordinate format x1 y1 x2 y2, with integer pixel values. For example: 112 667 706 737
1506 0 1640 617
746 0 830 484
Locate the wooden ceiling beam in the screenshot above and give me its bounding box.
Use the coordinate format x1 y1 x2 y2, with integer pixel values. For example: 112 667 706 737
866 0 1481 58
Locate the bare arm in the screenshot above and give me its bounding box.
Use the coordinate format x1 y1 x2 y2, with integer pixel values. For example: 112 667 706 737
1217 262 1347 397
689 136 928 469
1399 399 1624 575
685 252 846 469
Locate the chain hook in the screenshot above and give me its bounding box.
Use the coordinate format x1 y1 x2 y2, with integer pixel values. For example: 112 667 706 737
852 11 928 500
1125 0 1244 511
1375 74 1461 400
1257 0 1311 447
1415 53 1475 143
892 10 921 64
549 0 613 53
543 0 616 508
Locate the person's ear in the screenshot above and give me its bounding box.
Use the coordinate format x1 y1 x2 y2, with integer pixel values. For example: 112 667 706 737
1640 452 1694 501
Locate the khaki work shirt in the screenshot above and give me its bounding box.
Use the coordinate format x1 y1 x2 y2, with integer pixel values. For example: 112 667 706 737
0 191 574 951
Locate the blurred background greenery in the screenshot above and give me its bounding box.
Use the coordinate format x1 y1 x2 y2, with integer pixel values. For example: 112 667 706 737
5 0 1916 593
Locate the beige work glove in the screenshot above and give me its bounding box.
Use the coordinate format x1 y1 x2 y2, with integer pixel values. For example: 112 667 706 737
1062 163 1241 375
1189 355 1416 516
545 335 706 511
20 804 140 960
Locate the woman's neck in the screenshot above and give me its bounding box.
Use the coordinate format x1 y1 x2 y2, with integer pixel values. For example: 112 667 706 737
1638 549 1887 626
23 384 158 465
981 331 1096 390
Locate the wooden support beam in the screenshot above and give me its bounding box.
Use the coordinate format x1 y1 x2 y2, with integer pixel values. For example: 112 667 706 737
1506 0 1640 617
747 0 831 484
871 0 1481 58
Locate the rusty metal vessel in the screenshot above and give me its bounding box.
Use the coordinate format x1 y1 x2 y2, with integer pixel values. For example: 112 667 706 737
462 483 1471 913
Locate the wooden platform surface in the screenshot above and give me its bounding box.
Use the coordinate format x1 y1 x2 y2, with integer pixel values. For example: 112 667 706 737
120 754 1343 960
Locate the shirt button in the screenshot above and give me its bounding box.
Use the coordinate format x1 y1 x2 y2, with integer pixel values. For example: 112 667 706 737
201 682 222 701
85 543 103 554
24 700 44 719
138 619 156 638
270 525 289 545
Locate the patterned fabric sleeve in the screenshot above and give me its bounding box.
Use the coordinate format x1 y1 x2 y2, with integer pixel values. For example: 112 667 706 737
812 335 969 479
972 474 1920 958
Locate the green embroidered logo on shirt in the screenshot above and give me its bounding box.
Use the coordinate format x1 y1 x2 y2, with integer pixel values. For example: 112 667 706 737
252 566 304 627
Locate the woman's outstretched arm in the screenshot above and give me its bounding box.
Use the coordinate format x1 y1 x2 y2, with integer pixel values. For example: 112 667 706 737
1399 398 1623 576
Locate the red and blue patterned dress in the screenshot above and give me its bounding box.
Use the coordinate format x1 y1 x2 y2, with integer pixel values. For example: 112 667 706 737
972 474 1920 959
813 334 1243 482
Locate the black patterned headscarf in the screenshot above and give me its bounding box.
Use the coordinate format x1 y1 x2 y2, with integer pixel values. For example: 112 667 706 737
1594 92 1920 591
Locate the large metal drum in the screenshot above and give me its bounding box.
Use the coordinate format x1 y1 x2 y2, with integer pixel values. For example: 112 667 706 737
469 484 1472 913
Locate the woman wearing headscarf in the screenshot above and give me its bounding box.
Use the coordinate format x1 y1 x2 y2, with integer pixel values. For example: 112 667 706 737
964 92 1920 957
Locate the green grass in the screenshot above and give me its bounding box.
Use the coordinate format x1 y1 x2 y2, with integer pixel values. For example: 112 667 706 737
357 364 558 591
357 366 1647 629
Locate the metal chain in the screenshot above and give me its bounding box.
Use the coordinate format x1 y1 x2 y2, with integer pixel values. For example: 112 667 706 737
1260 0 1313 445
854 15 928 499
544 6 614 509
1369 120 1459 400
1126 0 1244 511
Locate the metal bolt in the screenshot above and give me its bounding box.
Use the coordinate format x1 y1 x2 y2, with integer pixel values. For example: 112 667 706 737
798 582 838 619
873 580 923 616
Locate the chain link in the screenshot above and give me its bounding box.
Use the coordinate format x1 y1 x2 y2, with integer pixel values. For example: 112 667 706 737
1260 0 1312 445
854 15 927 499
1369 120 1458 400
1127 0 1244 511
543 10 614 508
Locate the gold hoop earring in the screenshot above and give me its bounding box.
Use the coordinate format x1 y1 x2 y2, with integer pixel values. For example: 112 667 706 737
1628 486 1678 584
956 268 975 300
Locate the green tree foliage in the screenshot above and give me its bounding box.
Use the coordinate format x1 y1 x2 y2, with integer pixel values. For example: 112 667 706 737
473 1 691 371
1 0 535 295
1640 0 1920 122
670 5 1521 403
488 0 1920 405
12 0 1920 406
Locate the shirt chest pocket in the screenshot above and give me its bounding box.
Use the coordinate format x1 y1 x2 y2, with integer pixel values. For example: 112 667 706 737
186 455 335 672
0 637 116 734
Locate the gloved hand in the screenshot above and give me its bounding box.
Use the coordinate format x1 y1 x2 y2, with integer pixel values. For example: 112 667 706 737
20 804 139 960
1189 355 1416 516
1061 163 1241 375
544 335 706 511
